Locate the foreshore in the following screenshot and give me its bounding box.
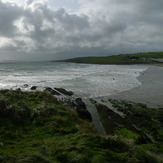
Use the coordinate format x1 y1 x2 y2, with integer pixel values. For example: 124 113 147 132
103 65 163 108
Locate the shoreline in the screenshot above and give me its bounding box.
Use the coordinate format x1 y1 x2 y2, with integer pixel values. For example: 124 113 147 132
104 65 163 108
0 63 162 108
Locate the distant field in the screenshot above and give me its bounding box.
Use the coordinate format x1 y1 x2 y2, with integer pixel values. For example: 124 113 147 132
63 52 163 64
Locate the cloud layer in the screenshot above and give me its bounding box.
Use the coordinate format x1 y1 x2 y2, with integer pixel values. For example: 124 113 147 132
0 0 163 60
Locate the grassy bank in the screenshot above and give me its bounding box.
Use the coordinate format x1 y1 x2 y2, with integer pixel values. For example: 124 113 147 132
0 90 162 162
63 52 163 64
94 98 163 162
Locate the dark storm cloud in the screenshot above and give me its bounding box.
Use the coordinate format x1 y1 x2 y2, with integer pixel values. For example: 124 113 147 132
0 0 163 60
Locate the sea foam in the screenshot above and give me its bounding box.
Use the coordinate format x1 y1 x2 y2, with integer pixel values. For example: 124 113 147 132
0 62 148 97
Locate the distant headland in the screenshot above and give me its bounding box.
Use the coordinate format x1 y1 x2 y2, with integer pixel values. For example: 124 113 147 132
59 52 163 65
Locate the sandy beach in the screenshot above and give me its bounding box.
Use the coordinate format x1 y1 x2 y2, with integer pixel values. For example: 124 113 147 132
107 65 163 108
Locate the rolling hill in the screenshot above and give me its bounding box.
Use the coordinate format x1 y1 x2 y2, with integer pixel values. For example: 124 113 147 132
63 52 163 64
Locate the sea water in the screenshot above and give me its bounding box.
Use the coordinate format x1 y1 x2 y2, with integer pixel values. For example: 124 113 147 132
0 61 148 98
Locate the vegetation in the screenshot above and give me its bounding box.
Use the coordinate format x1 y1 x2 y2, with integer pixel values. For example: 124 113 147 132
96 99 163 162
0 90 163 162
63 52 163 64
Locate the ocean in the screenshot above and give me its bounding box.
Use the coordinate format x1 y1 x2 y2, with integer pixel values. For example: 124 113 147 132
0 61 148 98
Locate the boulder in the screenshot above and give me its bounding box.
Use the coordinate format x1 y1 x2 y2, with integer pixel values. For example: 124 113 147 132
31 86 37 90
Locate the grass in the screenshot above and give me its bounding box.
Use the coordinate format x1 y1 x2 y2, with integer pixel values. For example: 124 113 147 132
0 90 163 162
116 128 140 141
107 99 163 141
100 99 163 160
63 52 163 64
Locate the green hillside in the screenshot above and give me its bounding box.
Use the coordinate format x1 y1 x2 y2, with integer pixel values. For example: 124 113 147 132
64 52 163 64
0 90 163 162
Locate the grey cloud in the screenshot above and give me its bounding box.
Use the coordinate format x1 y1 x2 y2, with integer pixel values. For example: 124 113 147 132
25 0 34 5
136 0 163 14
0 1 23 37
54 8 89 30
0 0 163 61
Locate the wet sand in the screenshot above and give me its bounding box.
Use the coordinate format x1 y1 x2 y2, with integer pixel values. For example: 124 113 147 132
107 65 163 108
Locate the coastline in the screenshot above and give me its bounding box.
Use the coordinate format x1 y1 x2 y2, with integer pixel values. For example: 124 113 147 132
0 62 163 162
105 65 163 108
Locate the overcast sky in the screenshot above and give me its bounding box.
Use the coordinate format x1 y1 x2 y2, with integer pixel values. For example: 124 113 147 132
0 0 163 61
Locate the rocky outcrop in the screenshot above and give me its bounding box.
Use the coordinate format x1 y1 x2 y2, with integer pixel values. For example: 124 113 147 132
44 87 74 96
44 87 60 95
96 104 125 135
74 98 92 122
75 98 86 108
96 99 163 143
54 88 74 96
